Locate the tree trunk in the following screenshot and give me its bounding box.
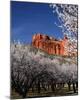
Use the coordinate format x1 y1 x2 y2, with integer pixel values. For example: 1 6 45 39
38 79 40 93
48 84 49 90
68 83 71 91
22 87 28 98
32 87 34 92
22 92 26 98
76 82 78 89
42 83 47 91
51 83 55 91
62 83 64 88
32 84 34 93
73 83 76 93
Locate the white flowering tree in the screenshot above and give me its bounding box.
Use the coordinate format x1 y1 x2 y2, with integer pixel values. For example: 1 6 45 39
11 43 53 98
11 43 78 98
50 4 78 56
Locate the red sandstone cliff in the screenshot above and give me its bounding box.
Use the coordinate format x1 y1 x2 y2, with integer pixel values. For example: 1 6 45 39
32 33 68 56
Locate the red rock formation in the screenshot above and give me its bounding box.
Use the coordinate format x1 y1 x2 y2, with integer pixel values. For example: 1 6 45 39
32 33 68 56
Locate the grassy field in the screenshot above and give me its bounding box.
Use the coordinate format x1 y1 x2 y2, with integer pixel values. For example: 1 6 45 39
11 85 78 99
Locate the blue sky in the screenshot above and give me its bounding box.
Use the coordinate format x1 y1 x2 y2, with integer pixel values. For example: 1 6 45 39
11 1 64 44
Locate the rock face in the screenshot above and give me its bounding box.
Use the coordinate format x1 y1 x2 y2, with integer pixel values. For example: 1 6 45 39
32 33 68 56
